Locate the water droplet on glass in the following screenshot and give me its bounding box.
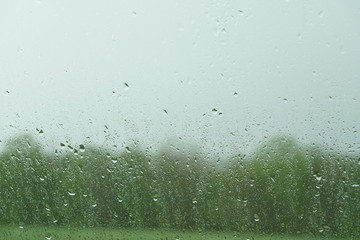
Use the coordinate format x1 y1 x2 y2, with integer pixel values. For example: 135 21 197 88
36 128 44 135
125 146 131 153
45 233 52 240
79 144 85 152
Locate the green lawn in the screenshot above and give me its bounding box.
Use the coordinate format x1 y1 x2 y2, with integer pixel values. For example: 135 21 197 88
0 226 351 240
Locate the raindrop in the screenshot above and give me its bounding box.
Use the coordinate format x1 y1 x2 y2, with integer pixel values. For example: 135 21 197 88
233 92 238 97
68 192 76 196
79 144 85 152
254 214 260 222
318 10 324 18
5 90 10 96
45 233 52 240
125 146 131 153
124 82 129 91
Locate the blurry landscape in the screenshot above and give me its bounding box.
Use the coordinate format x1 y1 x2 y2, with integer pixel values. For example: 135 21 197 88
0 133 359 237
1 2 360 239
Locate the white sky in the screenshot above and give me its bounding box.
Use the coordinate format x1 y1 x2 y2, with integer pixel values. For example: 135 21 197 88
1 0 360 156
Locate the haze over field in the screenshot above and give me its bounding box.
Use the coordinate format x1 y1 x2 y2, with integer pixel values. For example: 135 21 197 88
1 1 360 155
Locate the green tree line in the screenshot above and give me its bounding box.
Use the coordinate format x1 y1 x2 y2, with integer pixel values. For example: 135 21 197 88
0 134 359 237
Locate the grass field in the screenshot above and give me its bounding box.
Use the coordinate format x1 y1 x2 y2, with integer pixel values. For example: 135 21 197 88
0 226 352 240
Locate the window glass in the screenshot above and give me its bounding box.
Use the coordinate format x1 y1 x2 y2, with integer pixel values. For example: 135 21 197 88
1 1 359 239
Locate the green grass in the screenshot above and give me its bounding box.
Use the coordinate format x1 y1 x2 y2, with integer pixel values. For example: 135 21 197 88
0 226 351 240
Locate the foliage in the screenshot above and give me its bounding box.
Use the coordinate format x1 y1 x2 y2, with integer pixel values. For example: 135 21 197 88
0 134 359 237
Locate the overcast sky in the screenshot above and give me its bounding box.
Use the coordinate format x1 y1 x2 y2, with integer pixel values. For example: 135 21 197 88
1 1 360 156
